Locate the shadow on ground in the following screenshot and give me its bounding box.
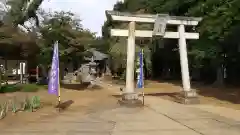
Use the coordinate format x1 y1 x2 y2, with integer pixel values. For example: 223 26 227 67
110 78 240 104
149 79 240 104
112 92 181 103
60 83 103 91
55 100 74 110
111 95 144 108
145 92 181 102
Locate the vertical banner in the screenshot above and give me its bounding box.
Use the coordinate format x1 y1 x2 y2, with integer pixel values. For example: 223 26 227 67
137 49 144 89
48 41 60 96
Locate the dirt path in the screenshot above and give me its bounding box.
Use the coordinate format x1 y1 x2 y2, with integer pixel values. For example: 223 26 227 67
1 79 240 132
0 84 115 129
1 81 240 135
109 78 240 110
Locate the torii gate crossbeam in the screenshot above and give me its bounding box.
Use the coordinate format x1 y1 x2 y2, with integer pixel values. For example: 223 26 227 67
106 11 202 104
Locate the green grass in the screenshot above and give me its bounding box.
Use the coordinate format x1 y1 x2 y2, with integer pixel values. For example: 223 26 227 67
0 84 21 93
20 84 40 92
39 85 48 89
0 84 48 93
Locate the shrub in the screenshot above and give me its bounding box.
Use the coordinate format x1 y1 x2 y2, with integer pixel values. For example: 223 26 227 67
23 96 32 111
31 96 41 110
0 95 42 120
20 96 41 112
0 102 8 119
0 85 21 93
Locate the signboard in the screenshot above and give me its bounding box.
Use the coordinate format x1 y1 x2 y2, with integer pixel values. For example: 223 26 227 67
153 14 169 36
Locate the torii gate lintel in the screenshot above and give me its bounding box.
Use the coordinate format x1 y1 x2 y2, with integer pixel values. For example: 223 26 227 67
106 11 202 104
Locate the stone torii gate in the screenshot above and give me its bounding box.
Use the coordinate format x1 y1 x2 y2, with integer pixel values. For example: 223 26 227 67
106 11 202 104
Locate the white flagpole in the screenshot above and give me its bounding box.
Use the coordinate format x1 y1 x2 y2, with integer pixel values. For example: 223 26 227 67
56 41 61 111
141 49 145 105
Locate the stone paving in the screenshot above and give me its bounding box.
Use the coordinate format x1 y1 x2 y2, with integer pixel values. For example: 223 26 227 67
1 94 240 135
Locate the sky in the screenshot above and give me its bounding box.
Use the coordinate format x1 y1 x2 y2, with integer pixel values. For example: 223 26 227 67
41 0 123 37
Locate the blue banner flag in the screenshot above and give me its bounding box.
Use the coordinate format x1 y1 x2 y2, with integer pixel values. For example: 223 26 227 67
48 41 59 95
137 49 144 88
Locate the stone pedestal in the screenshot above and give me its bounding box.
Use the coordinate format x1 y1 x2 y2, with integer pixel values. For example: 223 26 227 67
118 92 143 107
181 90 199 104
122 92 138 100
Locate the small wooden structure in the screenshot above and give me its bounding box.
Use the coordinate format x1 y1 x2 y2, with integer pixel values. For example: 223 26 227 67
0 56 27 81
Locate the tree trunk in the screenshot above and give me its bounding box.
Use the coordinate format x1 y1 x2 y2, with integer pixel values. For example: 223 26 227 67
39 65 48 78
0 69 2 89
59 62 65 80
191 68 200 81
213 65 224 87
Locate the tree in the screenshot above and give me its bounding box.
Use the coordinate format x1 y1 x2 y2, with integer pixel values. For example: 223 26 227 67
36 10 97 78
5 0 44 27
102 0 240 85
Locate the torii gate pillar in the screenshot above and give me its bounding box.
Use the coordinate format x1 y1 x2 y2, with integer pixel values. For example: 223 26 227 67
125 21 137 100
106 11 202 104
178 24 191 93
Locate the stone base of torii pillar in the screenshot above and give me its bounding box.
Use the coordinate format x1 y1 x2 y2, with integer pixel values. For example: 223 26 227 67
118 89 143 107
180 90 199 104
118 91 143 107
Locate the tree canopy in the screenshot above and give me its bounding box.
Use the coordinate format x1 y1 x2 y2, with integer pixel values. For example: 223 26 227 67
1 0 240 85
37 10 97 67
102 0 240 85
0 0 98 71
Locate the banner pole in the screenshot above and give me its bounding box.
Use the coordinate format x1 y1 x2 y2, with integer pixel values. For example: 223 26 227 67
58 67 61 104
141 49 145 105
57 41 61 112
57 72 61 112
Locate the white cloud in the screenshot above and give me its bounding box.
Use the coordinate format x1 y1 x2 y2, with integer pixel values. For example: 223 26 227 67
41 0 121 36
